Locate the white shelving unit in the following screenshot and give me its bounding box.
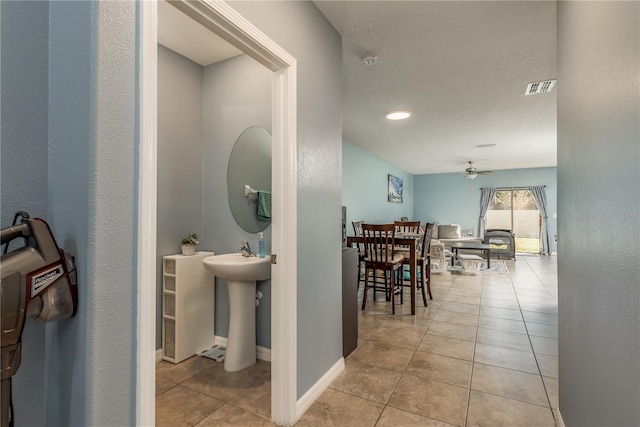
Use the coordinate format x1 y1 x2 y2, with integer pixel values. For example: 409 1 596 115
162 251 215 363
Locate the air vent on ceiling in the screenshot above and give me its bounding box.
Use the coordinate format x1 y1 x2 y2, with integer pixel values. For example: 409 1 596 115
525 79 556 95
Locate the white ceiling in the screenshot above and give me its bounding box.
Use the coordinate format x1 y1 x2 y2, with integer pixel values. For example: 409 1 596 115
157 1 242 66
313 1 557 175
159 1 557 176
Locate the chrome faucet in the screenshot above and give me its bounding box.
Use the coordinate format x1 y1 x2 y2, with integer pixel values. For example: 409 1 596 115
238 241 256 257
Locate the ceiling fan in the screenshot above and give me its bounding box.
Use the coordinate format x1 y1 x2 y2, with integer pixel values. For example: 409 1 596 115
461 161 494 179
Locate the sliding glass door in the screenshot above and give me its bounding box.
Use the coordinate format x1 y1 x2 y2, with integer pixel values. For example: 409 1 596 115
486 189 540 254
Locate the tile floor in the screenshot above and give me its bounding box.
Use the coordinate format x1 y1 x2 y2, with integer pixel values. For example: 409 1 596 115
156 254 558 426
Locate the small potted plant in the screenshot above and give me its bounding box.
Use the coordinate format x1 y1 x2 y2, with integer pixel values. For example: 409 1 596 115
181 232 199 256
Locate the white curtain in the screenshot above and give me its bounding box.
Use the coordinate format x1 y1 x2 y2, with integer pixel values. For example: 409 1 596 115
479 187 496 238
530 186 551 255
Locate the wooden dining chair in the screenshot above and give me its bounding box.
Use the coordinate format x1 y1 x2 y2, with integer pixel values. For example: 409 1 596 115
417 222 435 305
394 220 421 234
393 220 421 258
352 221 364 237
361 223 405 314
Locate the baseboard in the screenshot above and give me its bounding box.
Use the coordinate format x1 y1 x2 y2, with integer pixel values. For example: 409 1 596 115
155 338 271 364
296 357 345 420
214 335 272 362
554 409 565 427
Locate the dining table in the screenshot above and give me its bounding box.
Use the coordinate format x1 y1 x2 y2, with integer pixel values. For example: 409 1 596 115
347 232 420 315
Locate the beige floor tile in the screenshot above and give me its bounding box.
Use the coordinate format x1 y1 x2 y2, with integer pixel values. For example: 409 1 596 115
427 320 477 342
543 376 559 409
448 287 482 297
155 256 558 427
358 312 390 326
439 301 480 315
434 309 479 327
474 343 539 374
296 388 384 427
517 295 557 306
418 333 475 361
369 325 425 350
444 293 481 305
521 309 558 325
406 352 473 388
466 390 555 427
388 374 468 426
359 322 381 340
526 321 558 338
194 403 275 426
228 376 271 419
530 335 558 356
471 363 549 407
156 376 177 396
156 356 218 384
350 341 415 372
479 305 522 321
382 313 431 333
518 302 557 315
536 354 558 378
182 362 269 402
515 288 555 298
478 315 527 334
476 327 532 352
329 360 402 404
480 297 521 310
362 301 395 316
155 385 224 427
376 406 456 426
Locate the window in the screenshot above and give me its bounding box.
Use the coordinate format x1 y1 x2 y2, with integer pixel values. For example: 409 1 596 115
486 189 540 253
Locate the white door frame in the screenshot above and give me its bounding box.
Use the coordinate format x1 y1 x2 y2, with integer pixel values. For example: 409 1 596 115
137 1 298 425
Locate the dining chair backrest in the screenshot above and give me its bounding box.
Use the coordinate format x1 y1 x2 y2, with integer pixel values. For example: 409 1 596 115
352 221 364 237
394 220 421 235
362 223 396 264
421 222 435 258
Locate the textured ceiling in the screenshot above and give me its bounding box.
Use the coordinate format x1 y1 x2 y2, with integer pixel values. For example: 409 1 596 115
314 1 557 175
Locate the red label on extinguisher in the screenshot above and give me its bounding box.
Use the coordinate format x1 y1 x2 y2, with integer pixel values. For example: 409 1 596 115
31 263 64 296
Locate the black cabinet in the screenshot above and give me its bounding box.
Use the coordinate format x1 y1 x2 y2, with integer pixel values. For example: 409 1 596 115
342 247 358 357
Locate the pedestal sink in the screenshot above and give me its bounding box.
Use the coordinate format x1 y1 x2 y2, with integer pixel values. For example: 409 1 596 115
202 253 270 372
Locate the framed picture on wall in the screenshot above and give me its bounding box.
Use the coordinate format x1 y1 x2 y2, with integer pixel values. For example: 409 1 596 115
388 174 403 203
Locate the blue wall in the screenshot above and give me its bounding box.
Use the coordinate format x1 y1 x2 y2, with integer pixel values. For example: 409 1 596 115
1 2 49 425
202 54 272 348
229 1 343 400
342 140 414 232
414 167 557 251
558 2 639 424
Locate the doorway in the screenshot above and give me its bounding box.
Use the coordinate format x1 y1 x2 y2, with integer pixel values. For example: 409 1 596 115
486 188 541 254
138 1 298 425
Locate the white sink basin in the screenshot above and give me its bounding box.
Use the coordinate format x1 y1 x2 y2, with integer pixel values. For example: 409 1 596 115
202 253 271 372
202 253 271 282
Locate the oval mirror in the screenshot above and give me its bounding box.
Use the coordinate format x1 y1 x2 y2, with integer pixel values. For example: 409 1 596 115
227 127 272 233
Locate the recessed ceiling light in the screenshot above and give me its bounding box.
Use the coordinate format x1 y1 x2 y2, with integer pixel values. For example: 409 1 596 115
361 54 377 66
386 110 411 120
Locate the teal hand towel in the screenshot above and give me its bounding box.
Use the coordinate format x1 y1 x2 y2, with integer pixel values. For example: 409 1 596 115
257 190 272 220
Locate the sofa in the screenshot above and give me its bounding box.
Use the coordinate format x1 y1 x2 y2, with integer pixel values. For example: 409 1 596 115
432 224 482 250
429 224 482 274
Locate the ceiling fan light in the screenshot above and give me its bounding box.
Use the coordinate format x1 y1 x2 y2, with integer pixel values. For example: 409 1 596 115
386 110 411 120
466 173 478 179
